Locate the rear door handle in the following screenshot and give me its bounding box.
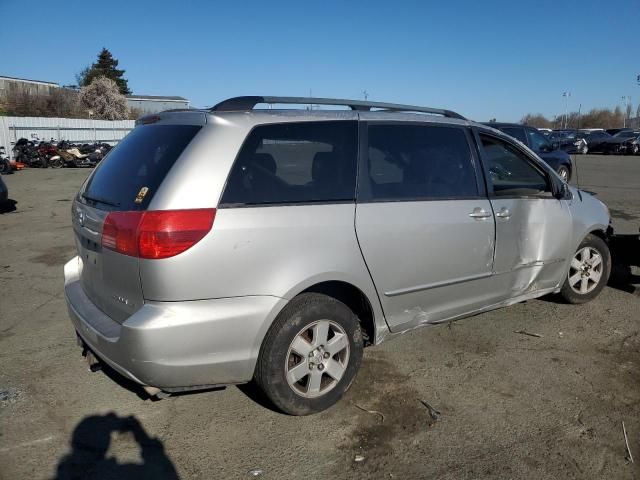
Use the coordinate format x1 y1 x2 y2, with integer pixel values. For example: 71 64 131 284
468 208 492 219
495 207 511 219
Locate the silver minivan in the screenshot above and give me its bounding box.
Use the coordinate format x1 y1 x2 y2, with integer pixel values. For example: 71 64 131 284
64 96 612 414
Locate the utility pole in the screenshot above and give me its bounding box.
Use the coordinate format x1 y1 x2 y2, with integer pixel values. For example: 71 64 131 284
562 91 571 129
622 96 632 128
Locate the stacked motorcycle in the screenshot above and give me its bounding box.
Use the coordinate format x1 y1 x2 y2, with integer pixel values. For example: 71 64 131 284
7 138 112 171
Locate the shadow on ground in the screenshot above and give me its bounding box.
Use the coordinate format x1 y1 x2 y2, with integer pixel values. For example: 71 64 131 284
54 413 179 480
0 199 17 214
609 233 640 294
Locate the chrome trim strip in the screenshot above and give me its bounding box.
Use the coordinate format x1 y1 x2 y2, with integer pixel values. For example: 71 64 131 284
384 272 493 297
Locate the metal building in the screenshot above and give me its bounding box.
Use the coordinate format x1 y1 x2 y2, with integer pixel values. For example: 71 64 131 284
0 75 60 97
125 95 190 114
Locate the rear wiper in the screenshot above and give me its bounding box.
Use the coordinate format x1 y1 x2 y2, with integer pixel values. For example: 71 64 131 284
81 192 120 207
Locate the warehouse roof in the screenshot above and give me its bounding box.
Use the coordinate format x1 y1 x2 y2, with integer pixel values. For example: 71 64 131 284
126 95 189 102
0 75 59 87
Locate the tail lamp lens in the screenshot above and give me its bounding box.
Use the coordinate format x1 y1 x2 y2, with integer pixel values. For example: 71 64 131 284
102 209 216 259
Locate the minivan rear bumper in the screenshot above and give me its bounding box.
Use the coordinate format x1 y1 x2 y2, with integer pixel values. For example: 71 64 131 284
64 256 287 390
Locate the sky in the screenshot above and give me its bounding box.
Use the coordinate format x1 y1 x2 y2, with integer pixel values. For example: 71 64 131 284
0 0 638 122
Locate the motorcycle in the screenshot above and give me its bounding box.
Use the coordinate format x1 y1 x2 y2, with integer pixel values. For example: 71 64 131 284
37 142 64 168
56 140 98 168
12 138 48 168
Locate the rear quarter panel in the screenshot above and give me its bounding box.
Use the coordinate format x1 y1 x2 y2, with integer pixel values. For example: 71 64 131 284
139 204 377 299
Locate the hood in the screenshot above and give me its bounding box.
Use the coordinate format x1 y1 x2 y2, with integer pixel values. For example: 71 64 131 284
607 136 636 144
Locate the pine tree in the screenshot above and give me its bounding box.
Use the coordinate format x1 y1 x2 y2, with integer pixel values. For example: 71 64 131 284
77 48 131 95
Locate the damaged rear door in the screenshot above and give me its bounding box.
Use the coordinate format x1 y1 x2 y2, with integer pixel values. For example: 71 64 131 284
475 131 573 295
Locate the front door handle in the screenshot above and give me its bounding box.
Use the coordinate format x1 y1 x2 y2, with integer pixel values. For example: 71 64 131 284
468 208 492 219
495 207 511 219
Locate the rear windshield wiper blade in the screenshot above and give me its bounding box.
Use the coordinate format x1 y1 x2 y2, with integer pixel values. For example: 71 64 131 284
81 192 120 207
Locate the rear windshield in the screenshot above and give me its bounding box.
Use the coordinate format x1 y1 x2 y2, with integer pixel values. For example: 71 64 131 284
80 124 201 210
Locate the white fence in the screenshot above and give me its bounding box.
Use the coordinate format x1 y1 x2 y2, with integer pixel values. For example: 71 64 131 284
0 116 134 158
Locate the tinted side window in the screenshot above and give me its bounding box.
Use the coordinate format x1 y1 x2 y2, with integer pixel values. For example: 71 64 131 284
365 125 478 200
499 127 527 144
81 124 201 210
480 135 550 197
526 129 551 151
221 122 357 205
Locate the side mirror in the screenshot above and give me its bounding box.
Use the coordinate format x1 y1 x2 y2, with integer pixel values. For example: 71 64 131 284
551 141 559 150
556 182 572 200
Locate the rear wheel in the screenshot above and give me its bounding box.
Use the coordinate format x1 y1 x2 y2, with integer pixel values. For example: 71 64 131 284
560 234 611 304
255 293 363 415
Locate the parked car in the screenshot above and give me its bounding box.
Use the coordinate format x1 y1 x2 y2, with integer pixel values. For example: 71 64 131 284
483 123 574 181
581 130 614 154
602 130 640 155
65 96 612 415
548 130 589 155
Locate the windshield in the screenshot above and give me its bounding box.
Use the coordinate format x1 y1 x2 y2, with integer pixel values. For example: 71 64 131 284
80 124 201 210
614 131 639 138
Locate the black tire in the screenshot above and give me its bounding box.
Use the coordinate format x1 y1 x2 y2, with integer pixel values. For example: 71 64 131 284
255 293 363 415
559 234 611 304
50 158 64 168
0 159 10 174
557 165 571 182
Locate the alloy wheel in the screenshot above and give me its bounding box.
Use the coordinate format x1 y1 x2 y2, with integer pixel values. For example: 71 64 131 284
285 320 350 398
568 247 603 294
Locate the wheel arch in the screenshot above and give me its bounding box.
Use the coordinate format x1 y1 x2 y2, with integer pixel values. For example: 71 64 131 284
300 280 377 347
279 274 388 347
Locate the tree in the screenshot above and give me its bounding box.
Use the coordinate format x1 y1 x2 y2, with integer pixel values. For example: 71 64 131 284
521 106 628 129
78 77 129 120
636 104 640 119
77 48 131 95
521 113 551 128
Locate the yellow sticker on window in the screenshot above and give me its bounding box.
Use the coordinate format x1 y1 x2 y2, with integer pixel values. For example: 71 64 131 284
134 186 149 204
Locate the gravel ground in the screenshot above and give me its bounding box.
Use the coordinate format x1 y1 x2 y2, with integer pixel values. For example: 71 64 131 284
0 155 638 480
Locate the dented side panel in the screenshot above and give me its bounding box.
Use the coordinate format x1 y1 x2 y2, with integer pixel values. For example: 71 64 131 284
490 197 574 296
356 199 499 332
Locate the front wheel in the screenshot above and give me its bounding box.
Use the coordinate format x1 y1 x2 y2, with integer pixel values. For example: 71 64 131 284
557 165 570 182
560 234 611 304
255 293 363 415
0 159 10 174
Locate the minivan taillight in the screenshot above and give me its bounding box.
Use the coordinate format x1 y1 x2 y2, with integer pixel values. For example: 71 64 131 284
102 209 216 259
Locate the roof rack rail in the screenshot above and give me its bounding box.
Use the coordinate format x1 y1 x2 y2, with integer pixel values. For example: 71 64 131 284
210 96 466 120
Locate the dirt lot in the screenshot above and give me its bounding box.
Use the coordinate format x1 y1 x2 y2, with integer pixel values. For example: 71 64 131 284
1 155 639 480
